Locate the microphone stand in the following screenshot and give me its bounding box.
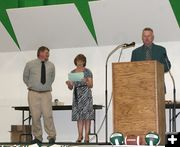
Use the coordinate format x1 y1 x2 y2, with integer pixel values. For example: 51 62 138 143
118 47 124 62
105 43 134 143
164 56 176 132
169 70 176 132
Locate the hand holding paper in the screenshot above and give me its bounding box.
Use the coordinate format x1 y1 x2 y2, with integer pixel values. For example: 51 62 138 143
68 72 84 82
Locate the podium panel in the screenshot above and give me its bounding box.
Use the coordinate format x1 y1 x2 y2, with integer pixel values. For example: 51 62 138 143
112 61 165 144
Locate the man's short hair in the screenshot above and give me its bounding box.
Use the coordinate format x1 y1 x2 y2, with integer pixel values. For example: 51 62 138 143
143 27 153 33
37 46 49 57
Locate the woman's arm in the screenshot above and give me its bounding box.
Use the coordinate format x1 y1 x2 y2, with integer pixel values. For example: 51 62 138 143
66 81 74 90
84 77 93 88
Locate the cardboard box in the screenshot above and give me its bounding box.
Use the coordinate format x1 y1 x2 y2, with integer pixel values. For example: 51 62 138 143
10 125 32 143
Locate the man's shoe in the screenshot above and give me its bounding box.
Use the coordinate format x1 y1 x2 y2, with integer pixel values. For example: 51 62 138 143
49 138 55 144
30 138 42 145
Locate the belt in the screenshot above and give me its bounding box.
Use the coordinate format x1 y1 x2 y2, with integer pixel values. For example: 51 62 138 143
28 89 51 93
74 85 86 102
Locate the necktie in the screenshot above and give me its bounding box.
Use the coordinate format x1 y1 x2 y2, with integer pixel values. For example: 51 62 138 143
41 61 46 84
145 46 152 60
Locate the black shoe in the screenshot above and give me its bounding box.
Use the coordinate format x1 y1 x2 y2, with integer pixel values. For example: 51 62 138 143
30 138 42 145
49 138 55 144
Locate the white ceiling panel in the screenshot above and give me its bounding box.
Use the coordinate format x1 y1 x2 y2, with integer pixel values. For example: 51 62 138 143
90 0 180 45
0 0 178 51
7 4 97 51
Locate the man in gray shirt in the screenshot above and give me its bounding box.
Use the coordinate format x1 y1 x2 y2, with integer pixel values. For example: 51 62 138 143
23 46 56 145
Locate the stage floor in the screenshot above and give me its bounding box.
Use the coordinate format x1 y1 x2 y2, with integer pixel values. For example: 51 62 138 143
0 143 165 147
66 145 165 147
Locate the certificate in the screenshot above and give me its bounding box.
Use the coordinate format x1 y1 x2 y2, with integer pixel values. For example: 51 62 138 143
68 72 84 81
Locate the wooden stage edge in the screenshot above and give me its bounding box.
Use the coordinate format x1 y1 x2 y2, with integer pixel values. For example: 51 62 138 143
0 142 165 147
0 145 166 147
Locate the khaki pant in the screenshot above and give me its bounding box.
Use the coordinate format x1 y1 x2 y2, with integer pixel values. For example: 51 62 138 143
28 90 56 141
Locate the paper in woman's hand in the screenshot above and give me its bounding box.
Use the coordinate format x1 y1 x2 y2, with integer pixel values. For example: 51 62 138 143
68 72 84 81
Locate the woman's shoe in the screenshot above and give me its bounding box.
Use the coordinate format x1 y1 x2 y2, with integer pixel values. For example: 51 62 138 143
76 137 83 143
84 136 89 143
84 140 89 143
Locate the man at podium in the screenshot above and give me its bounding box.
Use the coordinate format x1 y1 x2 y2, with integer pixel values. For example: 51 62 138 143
131 27 171 72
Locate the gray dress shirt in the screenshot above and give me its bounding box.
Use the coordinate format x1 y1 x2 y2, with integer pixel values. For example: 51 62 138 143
23 58 55 92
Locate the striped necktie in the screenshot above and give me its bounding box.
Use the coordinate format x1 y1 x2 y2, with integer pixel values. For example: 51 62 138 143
145 46 152 60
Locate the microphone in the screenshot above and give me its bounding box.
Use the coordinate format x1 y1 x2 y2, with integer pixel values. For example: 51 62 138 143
123 42 136 48
117 42 135 62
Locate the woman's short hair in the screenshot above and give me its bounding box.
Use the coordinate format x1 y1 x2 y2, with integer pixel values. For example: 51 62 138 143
37 46 49 57
74 54 86 67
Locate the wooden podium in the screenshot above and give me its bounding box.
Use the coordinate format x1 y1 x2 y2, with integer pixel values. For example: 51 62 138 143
112 61 165 145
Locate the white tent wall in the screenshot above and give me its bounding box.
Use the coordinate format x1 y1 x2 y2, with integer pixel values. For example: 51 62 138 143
0 41 180 142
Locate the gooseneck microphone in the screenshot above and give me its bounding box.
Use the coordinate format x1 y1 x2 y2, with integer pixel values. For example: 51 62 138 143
117 42 136 62
123 42 136 48
163 53 176 132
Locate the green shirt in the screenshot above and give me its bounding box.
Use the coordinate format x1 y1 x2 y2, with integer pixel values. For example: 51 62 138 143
131 43 171 72
23 58 55 91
